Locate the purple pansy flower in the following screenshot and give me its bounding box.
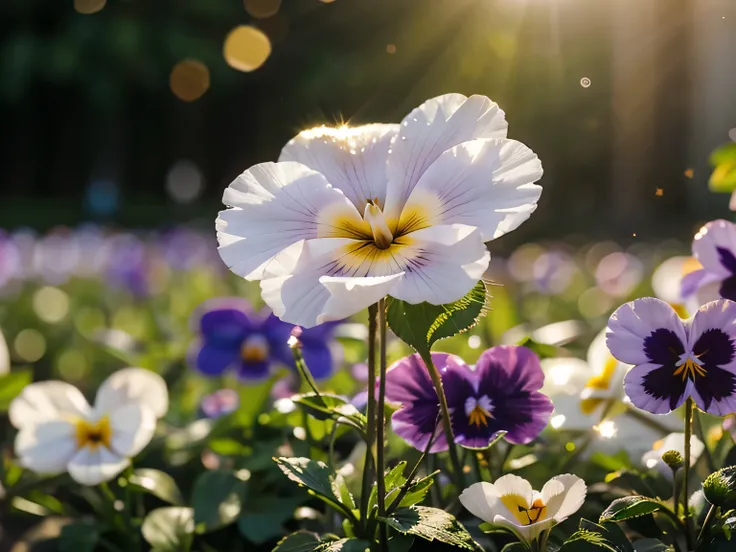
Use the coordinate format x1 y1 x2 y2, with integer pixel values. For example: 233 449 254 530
683 220 736 302
607 297 736 415
200 389 240 419
384 346 553 452
192 299 338 382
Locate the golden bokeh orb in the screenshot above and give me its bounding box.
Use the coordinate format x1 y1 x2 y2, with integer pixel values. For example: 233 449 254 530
223 26 272 72
74 0 106 14
170 59 211 102
244 0 282 19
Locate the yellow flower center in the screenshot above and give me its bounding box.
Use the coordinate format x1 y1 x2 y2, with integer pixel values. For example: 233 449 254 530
579 356 618 415
75 416 112 450
501 494 548 525
241 334 270 363
468 405 492 428
465 396 494 428
363 201 394 250
673 355 707 381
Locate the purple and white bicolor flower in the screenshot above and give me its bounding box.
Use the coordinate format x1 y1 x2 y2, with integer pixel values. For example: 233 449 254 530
682 220 736 303
607 297 736 416
384 346 553 452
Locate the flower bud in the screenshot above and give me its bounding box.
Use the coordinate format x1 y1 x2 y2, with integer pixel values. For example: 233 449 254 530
662 450 684 471
704 466 736 510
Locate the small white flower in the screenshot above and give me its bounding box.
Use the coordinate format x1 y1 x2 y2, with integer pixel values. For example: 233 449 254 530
642 432 704 479
10 367 168 486
460 473 586 547
216 94 543 327
0 326 8 376
541 329 680 457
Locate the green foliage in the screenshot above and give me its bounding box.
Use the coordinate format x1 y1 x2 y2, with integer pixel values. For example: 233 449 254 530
191 469 248 532
560 519 634 551
709 143 736 192
381 506 482 551
386 280 488 356
141 507 195 552
599 496 666 523
58 521 100 552
0 369 32 411
632 539 674 551
273 532 321 552
293 392 367 431
128 468 185 506
501 544 530 552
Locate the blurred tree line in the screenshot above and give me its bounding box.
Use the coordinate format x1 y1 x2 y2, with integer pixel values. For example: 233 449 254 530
0 0 709 245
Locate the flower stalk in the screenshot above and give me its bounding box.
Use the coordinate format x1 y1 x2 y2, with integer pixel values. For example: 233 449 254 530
376 298 389 551
684 397 695 550
359 304 378 527
421 352 466 490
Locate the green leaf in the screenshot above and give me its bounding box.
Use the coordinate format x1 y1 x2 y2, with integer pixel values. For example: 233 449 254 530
382 506 482 551
128 468 185 506
332 473 356 511
0 369 32 412
273 531 320 552
293 393 351 421
599 496 666 523
709 143 736 192
632 539 674 552
58 521 100 552
191 470 247 532
370 462 408 514
561 520 634 552
316 538 372 552
239 497 303 545
396 474 434 509
275 457 338 502
515 337 559 360
141 507 195 552
386 280 488 356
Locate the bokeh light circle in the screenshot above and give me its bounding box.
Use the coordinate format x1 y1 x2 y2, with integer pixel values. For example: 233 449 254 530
580 77 591 88
33 286 70 324
170 59 211 102
74 0 106 14
223 26 272 72
14 329 46 362
166 160 204 204
244 0 282 18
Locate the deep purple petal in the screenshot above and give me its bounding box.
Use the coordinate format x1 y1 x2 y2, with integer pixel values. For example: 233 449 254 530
196 344 238 376
384 354 440 405
624 362 689 414
644 328 685 365
606 298 686 366
392 402 445 453
300 341 334 380
200 308 251 346
692 220 736 277
720 276 736 302
236 360 271 382
261 312 294 343
474 346 545 393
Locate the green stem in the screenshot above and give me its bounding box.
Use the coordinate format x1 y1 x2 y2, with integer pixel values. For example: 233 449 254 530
291 344 322 398
376 298 389 552
684 398 695 551
421 352 466 490
672 467 681 517
359 304 378 528
696 504 717 547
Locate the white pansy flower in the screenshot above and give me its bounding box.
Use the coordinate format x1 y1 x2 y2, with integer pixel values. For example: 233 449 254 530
217 94 543 327
460 473 586 547
642 432 704 480
651 255 708 317
542 329 680 457
10 367 168 486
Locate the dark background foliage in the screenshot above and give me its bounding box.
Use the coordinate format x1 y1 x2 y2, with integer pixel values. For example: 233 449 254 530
0 0 734 243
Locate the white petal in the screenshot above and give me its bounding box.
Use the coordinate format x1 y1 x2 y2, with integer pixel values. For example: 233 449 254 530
384 94 508 220
389 224 490 305
279 124 399 210
262 270 402 328
542 474 586 521
692 219 736 277
67 446 129 486
109 403 157 457
400 139 542 241
459 482 497 522
493 474 534 507
9 381 91 430
652 256 701 304
94 367 168 419
0 326 9 375
217 161 364 280
15 420 78 474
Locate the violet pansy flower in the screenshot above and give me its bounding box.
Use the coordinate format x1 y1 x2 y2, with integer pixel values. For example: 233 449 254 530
192 299 338 382
607 297 736 416
384 346 553 452
683 220 736 302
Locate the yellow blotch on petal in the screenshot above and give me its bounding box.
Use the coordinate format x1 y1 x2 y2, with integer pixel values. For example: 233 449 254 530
500 494 547 526
75 417 112 450
334 237 416 277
